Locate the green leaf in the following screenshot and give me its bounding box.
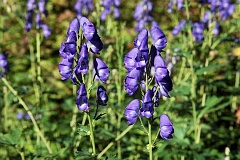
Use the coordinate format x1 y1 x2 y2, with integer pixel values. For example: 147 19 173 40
78 124 89 136
0 129 22 145
196 64 222 75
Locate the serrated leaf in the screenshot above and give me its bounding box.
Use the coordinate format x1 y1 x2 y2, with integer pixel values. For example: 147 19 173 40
0 129 22 145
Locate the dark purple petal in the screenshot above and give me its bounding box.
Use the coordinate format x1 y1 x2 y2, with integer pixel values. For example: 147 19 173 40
76 83 90 111
140 89 154 118
25 11 33 32
150 26 167 51
124 99 140 125
160 114 174 140
94 58 109 83
76 43 89 74
192 22 205 42
17 112 24 120
96 85 108 106
172 20 186 36
134 28 149 63
40 24 51 38
0 53 8 77
80 17 96 41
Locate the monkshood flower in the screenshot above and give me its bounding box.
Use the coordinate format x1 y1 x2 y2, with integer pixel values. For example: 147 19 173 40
17 112 25 120
124 48 138 72
160 114 174 140
74 0 93 18
202 11 211 24
152 86 161 107
125 68 141 96
172 20 186 36
76 83 90 111
212 22 221 36
94 58 109 83
59 58 74 81
75 43 89 74
80 17 103 53
96 85 108 106
140 89 154 118
134 0 153 31
38 0 47 15
192 22 205 42
100 0 120 21
154 54 172 98
150 25 167 52
219 3 235 21
167 0 184 12
67 18 80 35
27 0 36 11
125 99 140 125
25 11 34 32
0 53 8 77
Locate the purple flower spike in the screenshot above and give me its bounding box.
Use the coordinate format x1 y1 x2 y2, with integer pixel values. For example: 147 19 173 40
0 53 8 77
160 114 174 140
124 48 138 72
124 68 141 96
25 11 33 32
76 83 90 111
74 0 93 18
192 22 205 42
38 0 47 15
150 26 167 52
154 55 172 97
67 18 80 35
96 85 108 106
140 89 154 118
172 20 186 36
58 58 73 81
94 58 109 83
125 99 140 125
76 43 89 74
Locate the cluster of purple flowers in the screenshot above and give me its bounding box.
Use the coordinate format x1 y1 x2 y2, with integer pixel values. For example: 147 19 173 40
100 0 120 21
134 0 155 32
167 0 184 13
0 53 8 77
171 0 236 42
25 0 51 38
58 17 109 111
124 24 174 140
74 0 93 19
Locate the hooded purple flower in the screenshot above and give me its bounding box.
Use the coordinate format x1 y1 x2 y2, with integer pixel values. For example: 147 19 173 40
134 28 149 64
140 89 154 118
38 0 47 15
192 22 205 42
96 85 108 106
124 68 141 96
59 42 75 61
154 54 172 98
124 48 138 72
27 0 36 11
76 43 89 74
125 99 140 125
17 112 25 120
94 58 109 83
100 0 120 21
0 53 8 77
58 58 73 81
160 114 174 140
152 86 161 107
76 83 90 111
172 20 186 36
67 18 80 35
40 24 51 38
25 11 34 32
80 17 103 53
150 25 167 52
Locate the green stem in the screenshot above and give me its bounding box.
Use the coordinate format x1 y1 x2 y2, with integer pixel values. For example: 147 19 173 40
87 113 96 155
3 86 9 131
117 114 122 159
2 78 52 154
148 120 153 160
36 31 42 106
97 125 134 159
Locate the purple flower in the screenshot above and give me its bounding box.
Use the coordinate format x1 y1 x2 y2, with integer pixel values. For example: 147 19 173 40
154 54 172 97
38 0 47 15
76 83 90 111
124 68 141 96
59 42 75 61
100 0 120 21
58 58 73 81
76 43 89 74
94 58 109 83
213 22 221 36
96 85 108 106
124 99 140 125
27 0 36 11
152 86 161 107
124 48 138 72
150 25 167 52
74 0 93 18
80 17 103 53
0 53 8 77
134 28 149 64
25 11 34 32
140 89 154 118
17 112 24 120
67 18 80 35
40 24 51 38
219 4 235 21
202 11 212 23
167 1 173 13
160 114 174 140
192 22 205 42
177 0 184 10
172 20 186 36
